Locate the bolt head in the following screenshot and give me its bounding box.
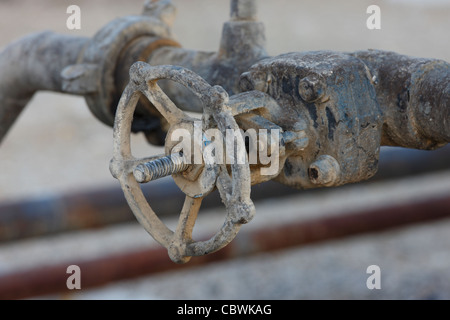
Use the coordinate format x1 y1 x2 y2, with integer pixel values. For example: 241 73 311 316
298 75 326 103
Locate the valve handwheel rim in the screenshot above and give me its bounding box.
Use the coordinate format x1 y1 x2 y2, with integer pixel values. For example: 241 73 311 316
110 62 255 263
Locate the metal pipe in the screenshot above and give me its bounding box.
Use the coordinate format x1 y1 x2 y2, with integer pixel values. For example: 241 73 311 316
1 145 449 243
0 191 449 300
0 32 88 143
352 50 450 150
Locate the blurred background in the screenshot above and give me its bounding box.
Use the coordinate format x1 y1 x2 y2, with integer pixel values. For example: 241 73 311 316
0 0 449 299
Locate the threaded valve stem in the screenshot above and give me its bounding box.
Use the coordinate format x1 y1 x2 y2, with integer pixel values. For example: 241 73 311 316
133 153 189 183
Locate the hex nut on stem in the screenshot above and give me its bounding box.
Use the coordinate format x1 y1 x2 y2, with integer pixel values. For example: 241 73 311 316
133 164 151 183
309 155 340 186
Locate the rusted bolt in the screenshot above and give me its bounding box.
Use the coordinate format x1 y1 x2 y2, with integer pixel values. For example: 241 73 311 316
134 153 189 183
298 75 326 103
308 155 340 186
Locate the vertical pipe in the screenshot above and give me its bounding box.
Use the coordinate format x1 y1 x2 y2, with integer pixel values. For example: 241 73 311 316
230 0 257 21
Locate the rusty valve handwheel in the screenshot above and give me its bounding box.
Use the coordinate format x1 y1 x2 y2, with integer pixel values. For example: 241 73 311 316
110 62 255 263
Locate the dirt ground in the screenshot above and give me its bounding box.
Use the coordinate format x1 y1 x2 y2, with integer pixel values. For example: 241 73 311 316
0 0 449 300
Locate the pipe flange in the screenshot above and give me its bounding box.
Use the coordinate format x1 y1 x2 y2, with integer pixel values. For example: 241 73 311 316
62 15 176 126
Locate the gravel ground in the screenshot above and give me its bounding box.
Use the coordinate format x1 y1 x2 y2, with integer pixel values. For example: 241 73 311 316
0 0 449 300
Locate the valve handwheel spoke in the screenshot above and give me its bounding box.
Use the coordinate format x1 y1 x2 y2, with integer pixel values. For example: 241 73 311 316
142 82 189 126
169 196 203 263
110 61 255 263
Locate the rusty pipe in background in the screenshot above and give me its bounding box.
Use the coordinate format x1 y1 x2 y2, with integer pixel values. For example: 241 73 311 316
0 32 88 143
1 144 449 243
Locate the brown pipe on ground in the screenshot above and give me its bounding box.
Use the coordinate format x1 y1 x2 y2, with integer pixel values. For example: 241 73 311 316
0 191 449 300
0 145 449 243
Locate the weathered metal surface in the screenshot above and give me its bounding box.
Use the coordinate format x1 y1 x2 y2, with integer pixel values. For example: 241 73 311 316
351 50 450 150
230 0 257 21
142 0 177 28
240 51 384 189
134 152 189 183
0 2 177 144
64 16 173 128
0 32 88 143
0 180 290 244
147 0 267 113
107 1 449 260
1 191 449 300
113 36 181 145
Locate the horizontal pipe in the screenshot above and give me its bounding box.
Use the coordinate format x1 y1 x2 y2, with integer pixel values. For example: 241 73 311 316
0 145 449 243
352 50 450 149
0 190 449 300
0 32 89 143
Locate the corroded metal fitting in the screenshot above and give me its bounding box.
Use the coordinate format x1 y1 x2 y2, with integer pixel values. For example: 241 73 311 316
62 14 180 129
240 51 384 189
